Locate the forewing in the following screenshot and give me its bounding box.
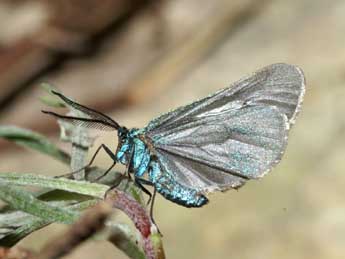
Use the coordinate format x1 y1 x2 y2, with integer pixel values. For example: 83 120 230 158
146 63 305 135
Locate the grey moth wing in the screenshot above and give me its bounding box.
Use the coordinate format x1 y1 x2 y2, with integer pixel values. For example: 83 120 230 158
144 63 305 193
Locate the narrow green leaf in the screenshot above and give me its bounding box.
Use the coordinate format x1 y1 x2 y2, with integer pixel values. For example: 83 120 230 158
1 217 50 246
40 96 66 108
0 183 79 224
41 82 57 93
0 126 70 164
40 83 66 108
0 173 108 198
0 199 98 246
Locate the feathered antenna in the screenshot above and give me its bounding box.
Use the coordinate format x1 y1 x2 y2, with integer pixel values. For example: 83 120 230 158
42 91 122 131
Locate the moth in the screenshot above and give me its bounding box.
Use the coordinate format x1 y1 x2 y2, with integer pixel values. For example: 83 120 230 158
43 63 305 208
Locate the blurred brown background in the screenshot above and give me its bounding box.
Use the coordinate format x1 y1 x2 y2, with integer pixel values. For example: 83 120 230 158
1 0 345 258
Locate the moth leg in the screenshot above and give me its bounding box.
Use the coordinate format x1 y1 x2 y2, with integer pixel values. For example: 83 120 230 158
124 164 132 181
135 177 153 205
57 144 116 180
150 187 161 235
135 178 161 235
90 144 119 182
104 175 126 201
104 147 135 196
91 161 116 182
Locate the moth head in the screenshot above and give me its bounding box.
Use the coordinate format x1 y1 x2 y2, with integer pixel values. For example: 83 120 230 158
117 126 129 141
